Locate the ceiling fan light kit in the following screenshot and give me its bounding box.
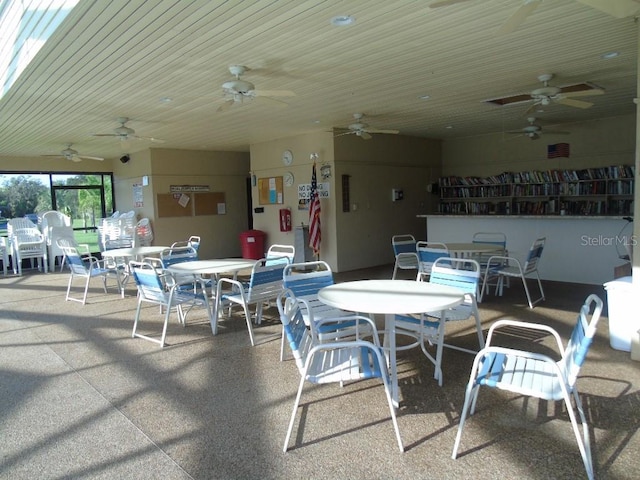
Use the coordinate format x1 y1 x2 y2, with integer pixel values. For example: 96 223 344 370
217 64 295 112
91 117 165 143
334 113 400 140
42 143 104 162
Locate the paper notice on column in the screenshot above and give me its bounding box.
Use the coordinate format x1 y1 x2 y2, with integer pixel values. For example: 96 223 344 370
217 203 226 214
178 193 190 207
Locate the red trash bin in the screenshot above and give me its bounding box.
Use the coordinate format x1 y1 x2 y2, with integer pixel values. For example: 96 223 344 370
239 230 266 259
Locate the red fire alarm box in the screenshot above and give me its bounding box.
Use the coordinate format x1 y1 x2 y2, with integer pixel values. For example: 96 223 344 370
279 208 292 232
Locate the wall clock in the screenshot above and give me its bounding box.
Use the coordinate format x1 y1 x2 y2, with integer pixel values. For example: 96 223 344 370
282 149 293 166
284 171 295 187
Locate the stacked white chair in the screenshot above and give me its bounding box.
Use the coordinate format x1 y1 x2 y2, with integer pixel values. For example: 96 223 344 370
8 218 47 275
41 210 74 271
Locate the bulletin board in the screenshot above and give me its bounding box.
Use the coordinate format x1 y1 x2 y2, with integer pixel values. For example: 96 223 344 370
157 193 193 217
258 176 283 205
194 192 226 215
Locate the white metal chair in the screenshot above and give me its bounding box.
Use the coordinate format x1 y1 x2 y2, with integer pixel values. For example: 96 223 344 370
391 234 418 279
415 241 450 281
394 257 483 386
281 261 373 361
214 258 286 346
277 291 404 453
59 243 121 304
170 235 200 251
130 260 211 348
266 244 295 265
480 236 546 308
452 294 604 480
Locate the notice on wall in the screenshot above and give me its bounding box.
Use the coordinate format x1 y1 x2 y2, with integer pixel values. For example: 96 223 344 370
297 182 330 209
133 183 143 207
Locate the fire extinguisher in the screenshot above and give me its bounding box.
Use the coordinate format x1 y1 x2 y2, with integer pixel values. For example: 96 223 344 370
279 208 292 232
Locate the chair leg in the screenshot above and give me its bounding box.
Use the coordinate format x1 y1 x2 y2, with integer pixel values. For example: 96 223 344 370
283 375 307 452
242 303 256 346
65 274 74 301
565 388 594 480
280 326 286 362
452 380 480 459
132 300 143 338
82 276 90 305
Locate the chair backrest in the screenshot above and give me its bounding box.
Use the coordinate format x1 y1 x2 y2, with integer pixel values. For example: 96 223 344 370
160 245 198 267
277 290 315 373
416 241 450 280
245 258 286 303
472 232 507 249
562 294 604 387
42 211 71 229
59 245 90 275
8 218 37 236
523 237 546 274
429 257 481 298
170 235 201 251
266 244 295 265
392 234 417 256
129 260 168 304
283 260 334 296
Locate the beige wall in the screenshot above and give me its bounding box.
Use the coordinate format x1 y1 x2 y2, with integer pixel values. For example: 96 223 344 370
250 131 442 272
442 114 635 177
116 148 251 260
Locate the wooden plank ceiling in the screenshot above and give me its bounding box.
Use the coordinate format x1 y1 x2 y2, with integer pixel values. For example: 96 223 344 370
0 0 637 160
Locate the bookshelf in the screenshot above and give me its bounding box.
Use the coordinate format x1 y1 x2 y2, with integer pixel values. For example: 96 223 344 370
438 165 634 216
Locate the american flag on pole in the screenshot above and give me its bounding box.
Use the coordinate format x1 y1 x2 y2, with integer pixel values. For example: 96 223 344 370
309 162 321 256
547 142 570 159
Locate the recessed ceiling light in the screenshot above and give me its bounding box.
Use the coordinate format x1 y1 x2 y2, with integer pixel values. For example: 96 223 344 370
601 51 619 59
419 95 430 100
312 119 321 124
159 97 173 103
445 125 453 129
331 15 355 26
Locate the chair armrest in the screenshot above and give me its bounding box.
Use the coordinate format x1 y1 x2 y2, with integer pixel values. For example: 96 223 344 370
474 345 564 382
315 314 380 344
485 319 565 355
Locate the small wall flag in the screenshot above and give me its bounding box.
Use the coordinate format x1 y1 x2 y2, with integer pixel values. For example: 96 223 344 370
547 143 570 159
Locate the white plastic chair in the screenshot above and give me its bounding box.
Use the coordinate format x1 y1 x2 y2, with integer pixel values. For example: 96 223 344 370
391 234 418 279
277 291 404 453
0 237 8 275
130 260 211 348
59 243 121 304
11 227 48 275
481 237 545 308
452 294 604 480
394 257 483 386
281 261 373 361
415 241 450 281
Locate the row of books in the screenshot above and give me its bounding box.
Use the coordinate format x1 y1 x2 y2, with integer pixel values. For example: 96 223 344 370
438 199 632 216
439 164 635 187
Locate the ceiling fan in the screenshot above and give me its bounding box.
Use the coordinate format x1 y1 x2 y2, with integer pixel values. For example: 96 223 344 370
506 117 570 140
42 144 104 162
334 113 400 140
91 117 165 143
487 73 605 115
217 65 296 112
429 0 640 35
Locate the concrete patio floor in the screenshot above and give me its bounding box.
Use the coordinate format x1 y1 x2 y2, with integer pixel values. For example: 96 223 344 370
1 265 638 479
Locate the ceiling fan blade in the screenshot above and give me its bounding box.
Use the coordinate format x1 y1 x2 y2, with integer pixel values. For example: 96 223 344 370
91 133 118 137
133 135 165 143
359 132 372 140
555 97 593 109
77 155 105 161
217 99 236 112
544 130 571 135
365 128 400 135
522 101 540 116
253 89 296 97
495 0 542 35
254 96 289 108
560 88 605 98
429 0 474 7
575 0 640 18
333 130 356 138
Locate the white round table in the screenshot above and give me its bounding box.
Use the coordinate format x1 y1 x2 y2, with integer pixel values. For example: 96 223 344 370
319 279 464 406
444 242 504 258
